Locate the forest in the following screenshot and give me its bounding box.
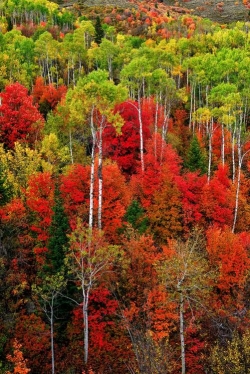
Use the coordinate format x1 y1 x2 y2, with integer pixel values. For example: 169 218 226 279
1 0 250 373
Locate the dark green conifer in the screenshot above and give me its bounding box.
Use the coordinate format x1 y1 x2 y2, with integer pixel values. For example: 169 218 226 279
124 200 148 234
94 16 104 45
47 184 70 273
185 135 207 174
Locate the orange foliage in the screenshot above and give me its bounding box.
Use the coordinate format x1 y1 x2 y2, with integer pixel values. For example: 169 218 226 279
146 285 178 340
14 314 51 374
100 162 131 241
6 339 30 374
207 227 250 298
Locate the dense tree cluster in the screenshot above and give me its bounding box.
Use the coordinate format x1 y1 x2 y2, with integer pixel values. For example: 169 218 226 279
1 0 250 373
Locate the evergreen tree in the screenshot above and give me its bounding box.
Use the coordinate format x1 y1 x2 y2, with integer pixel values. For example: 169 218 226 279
94 16 104 45
46 184 70 273
124 200 148 234
43 184 75 347
185 135 207 174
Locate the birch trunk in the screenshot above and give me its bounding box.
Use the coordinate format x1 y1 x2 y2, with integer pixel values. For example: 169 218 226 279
207 118 213 183
50 303 55 374
232 162 241 234
179 291 186 374
83 287 90 364
231 126 236 183
221 123 225 166
138 94 144 173
97 117 104 230
89 106 96 231
154 96 159 158
69 129 74 164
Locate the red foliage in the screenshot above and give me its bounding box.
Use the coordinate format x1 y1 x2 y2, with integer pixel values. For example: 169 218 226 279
26 172 55 264
14 313 51 374
122 235 161 321
206 227 250 310
177 172 207 231
103 100 152 175
200 164 234 227
32 77 67 116
184 323 206 374
60 164 90 229
100 162 131 241
0 83 44 149
67 288 131 373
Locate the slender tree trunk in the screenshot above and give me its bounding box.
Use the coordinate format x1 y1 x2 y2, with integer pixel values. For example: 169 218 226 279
138 95 144 173
69 129 74 164
179 291 185 374
154 96 159 158
160 105 170 164
83 286 90 364
232 126 236 182
189 83 193 129
97 117 104 230
108 56 113 81
89 106 96 231
221 123 225 166
231 114 248 233
232 162 241 234
50 302 55 374
207 118 213 183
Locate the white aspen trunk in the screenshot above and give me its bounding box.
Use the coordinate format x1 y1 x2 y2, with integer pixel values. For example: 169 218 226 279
108 56 112 81
67 61 70 86
46 52 51 85
232 127 236 183
198 83 201 108
232 161 241 234
97 117 104 230
160 105 170 164
232 117 243 233
221 123 225 166
69 129 74 164
71 57 75 87
192 83 196 134
207 118 213 184
89 106 96 231
83 288 90 364
179 291 186 374
189 83 193 129
138 94 145 173
154 96 159 158
205 85 209 107
50 302 55 374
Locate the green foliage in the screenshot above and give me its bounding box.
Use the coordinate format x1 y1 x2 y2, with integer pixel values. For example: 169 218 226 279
185 135 207 174
124 200 148 234
46 185 70 274
0 163 12 206
94 16 104 45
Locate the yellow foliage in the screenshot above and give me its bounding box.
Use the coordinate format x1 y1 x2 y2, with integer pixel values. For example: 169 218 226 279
210 330 250 373
40 133 70 173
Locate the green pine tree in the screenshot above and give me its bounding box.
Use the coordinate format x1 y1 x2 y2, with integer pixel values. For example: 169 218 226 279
43 184 76 346
94 16 104 45
185 135 207 174
124 200 148 234
46 184 70 273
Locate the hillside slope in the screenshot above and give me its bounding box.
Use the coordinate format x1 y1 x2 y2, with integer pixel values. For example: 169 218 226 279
164 0 249 23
